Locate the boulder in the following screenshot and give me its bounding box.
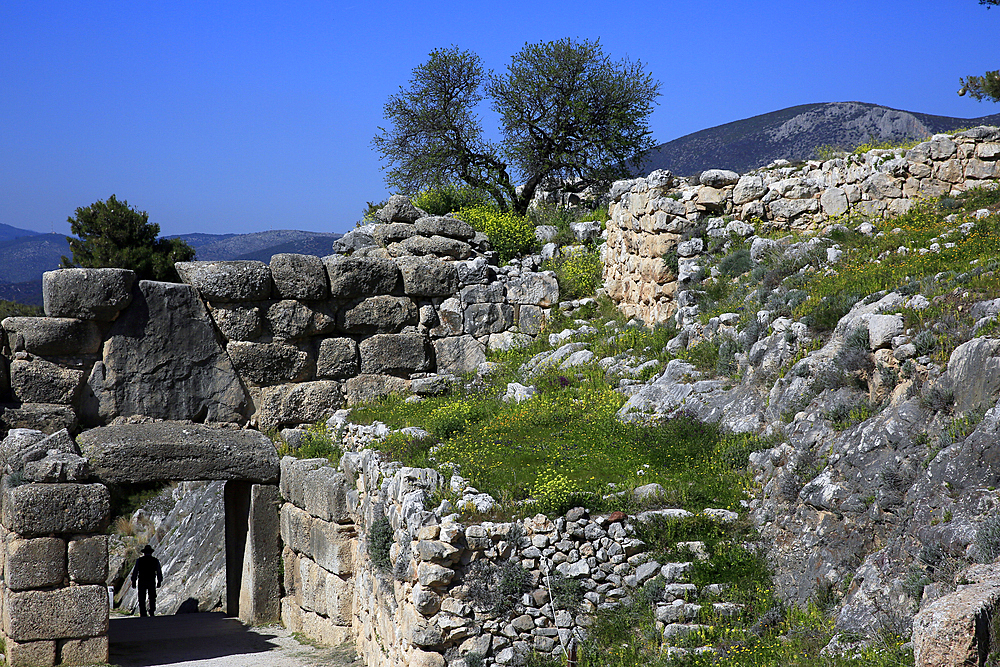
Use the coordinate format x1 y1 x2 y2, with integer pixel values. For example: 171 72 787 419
913 576 1000 667
344 374 409 406
323 255 401 298
24 451 91 483
945 338 1000 414
401 235 473 259
456 256 492 285
227 341 312 386
2 317 102 356
42 268 135 320
257 381 344 431
372 222 418 246
9 358 85 405
208 303 263 341
464 303 514 337
414 216 476 240
2 483 109 536
396 256 460 297
867 314 903 350
5 428 78 473
339 295 417 334
175 261 273 302
460 283 505 304
3 585 108 641
0 404 78 435
90 281 249 423
732 175 767 205
76 421 280 484
265 300 337 339
316 337 359 378
821 187 849 216
359 334 430 375
570 221 602 241
330 229 376 254
506 273 560 306
68 535 109 585
0 428 47 471
269 254 329 301
432 336 486 375
700 169 739 187
377 194 425 224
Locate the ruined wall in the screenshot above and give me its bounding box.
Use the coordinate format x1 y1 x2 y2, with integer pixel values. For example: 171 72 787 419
604 126 1000 326
0 215 558 435
279 452 739 667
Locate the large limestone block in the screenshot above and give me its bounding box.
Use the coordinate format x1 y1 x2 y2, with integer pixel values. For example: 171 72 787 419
316 337 359 379
3 585 108 641
460 284 505 304
227 341 313 386
266 300 337 340
280 502 313 555
396 256 459 297
58 636 109 666
343 374 408 406
401 235 472 259
238 484 282 626
257 381 343 431
2 483 108 536
209 303 263 341
945 338 1000 415
339 296 417 334
5 638 57 667
9 359 84 405
464 303 514 337
303 466 351 523
432 336 486 375
359 333 430 375
77 422 280 484
2 317 101 356
322 256 400 298
372 222 418 246
377 194 425 224
42 268 134 320
309 518 354 576
4 537 66 590
505 273 559 307
414 216 476 240
90 280 249 423
279 457 328 508
0 404 78 435
68 535 108 584
820 187 849 216
175 261 273 301
732 175 767 205
270 253 329 301
913 579 1000 667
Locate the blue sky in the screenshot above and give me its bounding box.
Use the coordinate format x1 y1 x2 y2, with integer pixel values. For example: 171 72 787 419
2 0 998 237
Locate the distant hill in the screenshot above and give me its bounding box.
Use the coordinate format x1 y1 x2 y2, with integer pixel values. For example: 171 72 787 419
640 101 1000 177
0 229 343 307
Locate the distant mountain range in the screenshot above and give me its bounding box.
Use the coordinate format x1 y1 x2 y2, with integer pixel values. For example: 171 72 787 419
640 101 1000 177
0 229 343 306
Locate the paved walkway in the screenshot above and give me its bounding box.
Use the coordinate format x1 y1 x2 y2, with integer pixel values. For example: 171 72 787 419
109 613 357 667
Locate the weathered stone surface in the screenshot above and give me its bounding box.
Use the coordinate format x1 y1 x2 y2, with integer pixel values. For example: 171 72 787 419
266 300 337 340
59 636 109 666
330 229 376 254
175 261 273 302
414 216 476 240
344 374 409 406
733 175 767 205
820 187 849 216
279 457 327 508
323 256 400 298
2 317 101 356
91 280 249 423
700 169 739 187
9 359 84 405
377 194 425 224
77 422 279 484
396 256 459 297
945 337 1000 414
5 638 56 667
42 268 135 320
432 336 486 375
227 341 313 385
7 428 78 472
302 466 351 524
867 314 903 349
464 303 514 336
372 222 418 246
1 483 109 536
239 484 283 626
339 295 417 334
23 450 91 483
316 337 359 378
359 334 430 375
208 303 263 341
913 578 1000 667
0 404 78 435
4 537 66 590
1 427 48 471
460 283 505 304
257 381 343 431
402 235 472 259
269 253 329 300
505 273 559 307
68 535 108 584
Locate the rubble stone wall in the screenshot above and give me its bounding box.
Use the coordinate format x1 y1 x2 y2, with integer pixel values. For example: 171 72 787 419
0 218 559 435
604 126 1000 325
280 453 738 667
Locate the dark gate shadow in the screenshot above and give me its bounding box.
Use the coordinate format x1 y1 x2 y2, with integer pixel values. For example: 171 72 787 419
109 612 280 667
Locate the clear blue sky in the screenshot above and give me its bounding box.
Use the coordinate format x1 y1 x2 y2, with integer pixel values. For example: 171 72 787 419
2 0 998 237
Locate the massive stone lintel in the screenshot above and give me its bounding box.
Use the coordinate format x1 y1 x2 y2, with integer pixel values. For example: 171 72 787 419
76 421 280 484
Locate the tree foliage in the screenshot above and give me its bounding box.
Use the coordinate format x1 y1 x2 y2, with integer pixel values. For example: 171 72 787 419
61 195 195 282
958 0 1000 102
373 38 660 215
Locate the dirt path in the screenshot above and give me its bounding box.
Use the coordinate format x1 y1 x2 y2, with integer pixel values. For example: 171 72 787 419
109 613 358 667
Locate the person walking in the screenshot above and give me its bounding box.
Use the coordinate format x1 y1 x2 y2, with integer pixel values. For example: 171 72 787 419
131 544 163 617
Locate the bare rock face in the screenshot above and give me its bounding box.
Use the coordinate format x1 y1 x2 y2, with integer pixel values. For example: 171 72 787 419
76 421 279 484
88 281 249 424
913 566 1000 667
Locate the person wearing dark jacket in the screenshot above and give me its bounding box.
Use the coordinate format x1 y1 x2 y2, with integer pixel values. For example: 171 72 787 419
131 545 163 617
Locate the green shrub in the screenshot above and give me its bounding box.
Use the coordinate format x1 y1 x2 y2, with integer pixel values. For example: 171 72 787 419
465 558 532 614
975 514 1000 563
456 205 536 262
412 184 488 215
368 517 393 570
719 248 752 278
544 246 603 300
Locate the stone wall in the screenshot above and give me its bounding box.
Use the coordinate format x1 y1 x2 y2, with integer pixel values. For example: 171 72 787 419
0 476 111 666
603 126 1000 326
0 213 558 435
279 451 739 667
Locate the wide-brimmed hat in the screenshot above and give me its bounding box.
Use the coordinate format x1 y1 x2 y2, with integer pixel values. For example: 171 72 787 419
141 545 154 554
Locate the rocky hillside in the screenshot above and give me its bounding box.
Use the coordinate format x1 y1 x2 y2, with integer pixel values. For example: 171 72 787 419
640 101 1000 176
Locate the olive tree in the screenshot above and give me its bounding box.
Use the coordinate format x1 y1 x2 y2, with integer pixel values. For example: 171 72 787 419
958 0 1000 102
372 38 661 215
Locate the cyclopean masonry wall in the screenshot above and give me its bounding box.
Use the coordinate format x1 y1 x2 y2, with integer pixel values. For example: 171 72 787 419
0 204 558 436
603 126 1000 326
279 451 741 667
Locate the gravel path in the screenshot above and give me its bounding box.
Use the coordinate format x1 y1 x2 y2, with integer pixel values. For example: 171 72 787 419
109 613 358 667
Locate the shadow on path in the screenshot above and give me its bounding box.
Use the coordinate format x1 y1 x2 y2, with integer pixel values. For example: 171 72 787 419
109 613 279 667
